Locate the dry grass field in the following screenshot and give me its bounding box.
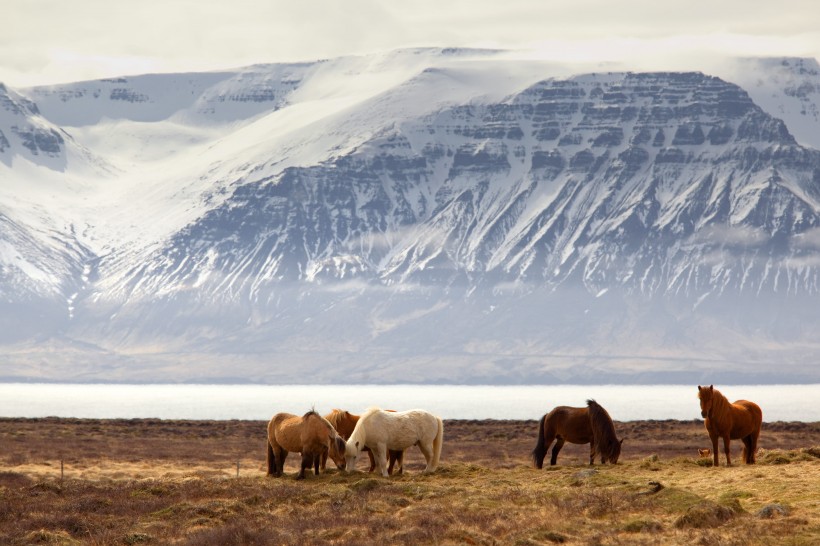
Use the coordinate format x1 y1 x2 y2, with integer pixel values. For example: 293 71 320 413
0 417 818 545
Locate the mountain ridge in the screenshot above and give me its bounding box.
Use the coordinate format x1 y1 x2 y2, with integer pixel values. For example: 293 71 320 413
2 50 820 383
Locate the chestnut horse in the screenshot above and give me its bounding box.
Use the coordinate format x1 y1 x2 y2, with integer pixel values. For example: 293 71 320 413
266 410 346 479
697 385 762 467
532 399 623 468
324 409 404 474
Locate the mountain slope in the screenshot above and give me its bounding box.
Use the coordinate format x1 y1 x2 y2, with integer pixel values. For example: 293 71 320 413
1 51 819 383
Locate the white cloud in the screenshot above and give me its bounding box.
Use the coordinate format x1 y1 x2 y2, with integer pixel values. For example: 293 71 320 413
1 1 819 87
784 254 820 269
692 224 770 248
791 227 820 250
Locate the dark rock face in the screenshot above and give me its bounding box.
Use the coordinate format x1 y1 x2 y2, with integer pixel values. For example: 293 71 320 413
0 86 65 158
12 126 64 155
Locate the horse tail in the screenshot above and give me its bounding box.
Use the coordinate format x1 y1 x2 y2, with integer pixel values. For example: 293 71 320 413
749 401 763 463
532 413 548 468
431 416 444 470
266 439 276 475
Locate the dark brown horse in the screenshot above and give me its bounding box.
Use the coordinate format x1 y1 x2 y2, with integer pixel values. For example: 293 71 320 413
324 409 404 474
532 400 623 468
266 410 346 479
697 385 762 467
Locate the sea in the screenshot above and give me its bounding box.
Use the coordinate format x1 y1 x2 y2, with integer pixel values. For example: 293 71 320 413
0 383 817 422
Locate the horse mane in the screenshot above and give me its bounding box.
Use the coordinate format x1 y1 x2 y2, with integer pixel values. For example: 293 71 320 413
347 407 382 447
302 409 339 436
325 409 345 429
359 407 382 420
702 386 731 420
586 399 620 460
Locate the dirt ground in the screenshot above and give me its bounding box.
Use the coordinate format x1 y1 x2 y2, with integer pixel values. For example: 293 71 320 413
1 417 818 476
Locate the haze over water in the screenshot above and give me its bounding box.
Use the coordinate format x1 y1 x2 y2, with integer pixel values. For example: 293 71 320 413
1 384 817 422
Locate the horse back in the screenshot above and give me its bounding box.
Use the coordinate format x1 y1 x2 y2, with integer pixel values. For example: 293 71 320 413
730 399 763 437
361 409 439 450
300 413 338 455
545 406 593 444
269 412 306 452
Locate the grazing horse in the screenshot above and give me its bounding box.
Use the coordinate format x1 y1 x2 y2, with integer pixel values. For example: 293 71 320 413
266 410 347 479
323 409 403 474
697 385 762 467
532 399 623 468
345 407 443 477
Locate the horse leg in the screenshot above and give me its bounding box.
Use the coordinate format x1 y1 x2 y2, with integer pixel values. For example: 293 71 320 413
266 442 276 476
418 441 435 473
314 452 321 475
589 439 597 466
388 450 404 475
297 452 312 480
320 450 327 471
710 432 720 467
387 450 397 475
375 444 389 477
278 450 288 476
365 447 377 473
740 436 749 464
722 435 732 466
750 428 760 464
270 445 286 477
550 437 565 466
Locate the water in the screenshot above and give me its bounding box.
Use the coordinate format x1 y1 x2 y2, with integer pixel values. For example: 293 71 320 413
1 383 817 421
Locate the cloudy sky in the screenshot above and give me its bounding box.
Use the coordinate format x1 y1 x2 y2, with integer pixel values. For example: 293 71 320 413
2 0 818 87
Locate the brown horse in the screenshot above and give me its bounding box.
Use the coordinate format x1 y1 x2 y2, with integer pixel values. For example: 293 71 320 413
266 410 347 479
324 409 404 474
697 385 762 467
532 399 623 468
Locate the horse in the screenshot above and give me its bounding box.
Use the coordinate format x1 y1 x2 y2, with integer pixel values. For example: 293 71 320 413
697 385 762 467
323 409 404 474
345 407 443 477
532 399 623 468
266 410 347 479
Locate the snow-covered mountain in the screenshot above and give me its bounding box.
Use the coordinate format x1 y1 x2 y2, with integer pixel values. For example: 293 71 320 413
2 49 819 384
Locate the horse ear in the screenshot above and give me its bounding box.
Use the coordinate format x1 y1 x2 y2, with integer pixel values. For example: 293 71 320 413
697 385 702 392
709 385 713 392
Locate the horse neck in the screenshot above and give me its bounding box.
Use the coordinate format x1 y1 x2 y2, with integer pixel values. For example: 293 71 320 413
588 406 616 440
348 424 365 452
325 411 342 430
710 389 730 417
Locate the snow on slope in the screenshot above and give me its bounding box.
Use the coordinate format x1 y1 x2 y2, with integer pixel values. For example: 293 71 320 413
14 49 557 258
717 57 820 150
2 50 820 383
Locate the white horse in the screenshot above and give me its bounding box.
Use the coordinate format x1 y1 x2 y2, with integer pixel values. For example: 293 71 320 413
345 407 443 477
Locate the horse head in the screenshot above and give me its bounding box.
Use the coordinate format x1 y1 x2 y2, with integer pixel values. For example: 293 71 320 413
344 438 363 472
328 434 347 470
697 385 714 418
612 437 624 463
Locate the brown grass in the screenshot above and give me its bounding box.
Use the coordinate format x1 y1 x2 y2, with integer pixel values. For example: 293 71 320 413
0 418 818 545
